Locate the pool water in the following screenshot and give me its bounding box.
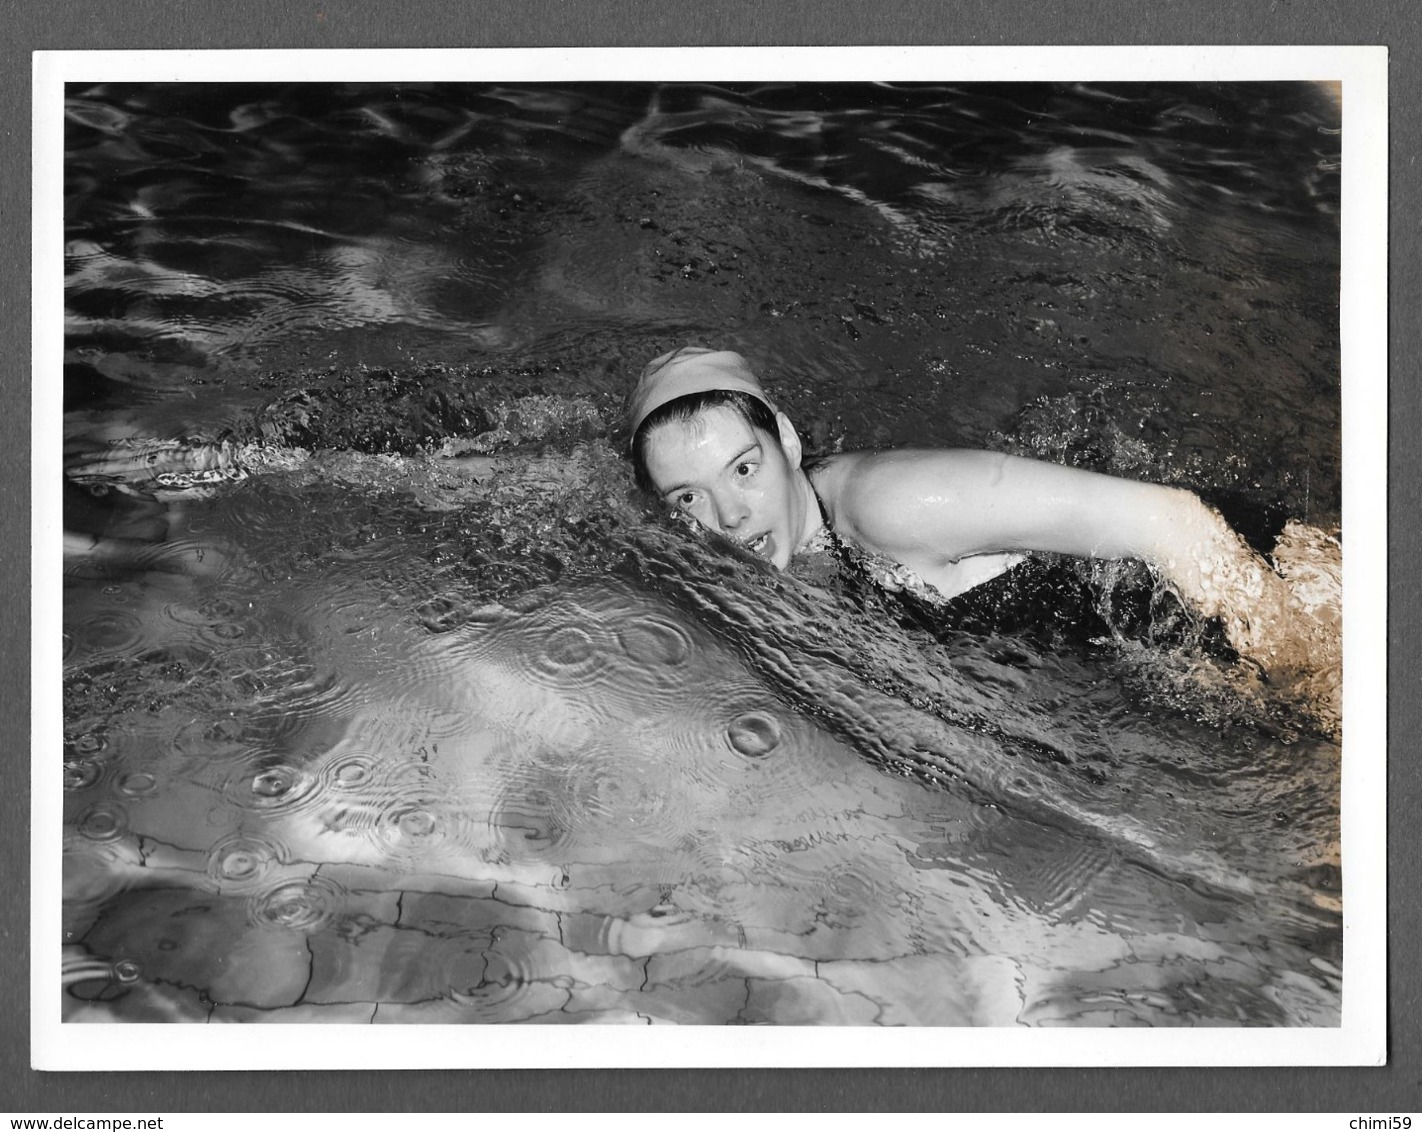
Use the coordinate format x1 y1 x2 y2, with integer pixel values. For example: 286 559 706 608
60 81 1343 1026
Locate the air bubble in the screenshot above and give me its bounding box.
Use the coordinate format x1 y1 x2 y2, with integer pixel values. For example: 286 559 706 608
523 624 607 686
727 712 781 757
327 755 377 790
76 802 128 842
545 626 594 665
64 759 104 791
116 771 159 797
252 768 296 797
488 782 568 858
220 849 261 881
617 616 694 667
370 792 469 862
207 831 285 887
223 761 321 818
395 807 438 838
74 732 108 756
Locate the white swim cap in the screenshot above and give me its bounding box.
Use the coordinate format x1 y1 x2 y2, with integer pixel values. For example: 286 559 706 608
626 347 774 439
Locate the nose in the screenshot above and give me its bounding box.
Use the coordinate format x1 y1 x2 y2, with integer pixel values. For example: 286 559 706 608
711 489 750 534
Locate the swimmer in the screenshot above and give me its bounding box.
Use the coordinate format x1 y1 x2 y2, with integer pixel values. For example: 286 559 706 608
629 346 1313 673
59 350 1320 677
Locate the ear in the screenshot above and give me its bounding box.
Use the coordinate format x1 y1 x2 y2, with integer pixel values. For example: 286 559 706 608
775 410 803 468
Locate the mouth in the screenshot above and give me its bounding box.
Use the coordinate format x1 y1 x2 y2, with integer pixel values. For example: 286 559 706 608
742 532 773 559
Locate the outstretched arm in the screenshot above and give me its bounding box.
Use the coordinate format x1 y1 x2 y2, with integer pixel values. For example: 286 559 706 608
831 449 1297 664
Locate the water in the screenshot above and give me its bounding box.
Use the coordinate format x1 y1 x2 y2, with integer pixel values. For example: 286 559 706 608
59 81 1343 1026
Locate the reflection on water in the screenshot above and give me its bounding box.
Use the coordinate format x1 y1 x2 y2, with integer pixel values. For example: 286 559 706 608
61 81 1342 1025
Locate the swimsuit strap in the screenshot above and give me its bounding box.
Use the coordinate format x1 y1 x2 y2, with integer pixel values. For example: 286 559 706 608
808 477 834 541
785 473 844 585
801 470 953 607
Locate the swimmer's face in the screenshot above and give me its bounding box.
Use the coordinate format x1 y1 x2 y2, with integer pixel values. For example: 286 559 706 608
641 404 809 570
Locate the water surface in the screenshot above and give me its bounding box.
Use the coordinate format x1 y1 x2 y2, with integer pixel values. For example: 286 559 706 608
61 81 1343 1026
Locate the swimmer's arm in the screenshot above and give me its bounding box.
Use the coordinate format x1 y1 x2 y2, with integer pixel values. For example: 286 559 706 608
837 449 1276 617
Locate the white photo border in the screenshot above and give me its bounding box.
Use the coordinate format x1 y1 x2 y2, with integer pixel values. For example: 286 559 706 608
32 45 1389 1069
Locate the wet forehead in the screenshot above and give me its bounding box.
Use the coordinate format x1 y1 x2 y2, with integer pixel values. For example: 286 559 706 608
642 405 763 493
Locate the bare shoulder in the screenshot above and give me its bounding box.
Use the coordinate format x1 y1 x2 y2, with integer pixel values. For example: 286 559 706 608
811 449 986 553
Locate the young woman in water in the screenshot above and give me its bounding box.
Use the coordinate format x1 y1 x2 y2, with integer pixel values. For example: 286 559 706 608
630 345 1304 670
64 342 1312 674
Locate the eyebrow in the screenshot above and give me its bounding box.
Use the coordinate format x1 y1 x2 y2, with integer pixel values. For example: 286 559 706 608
660 442 761 500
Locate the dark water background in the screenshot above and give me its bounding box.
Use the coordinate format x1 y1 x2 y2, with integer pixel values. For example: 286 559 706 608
60 81 1343 1026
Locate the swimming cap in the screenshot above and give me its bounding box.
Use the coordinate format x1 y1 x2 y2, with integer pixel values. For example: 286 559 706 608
626 347 775 438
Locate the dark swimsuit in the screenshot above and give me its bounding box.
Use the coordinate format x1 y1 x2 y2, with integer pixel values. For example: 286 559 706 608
794 472 956 607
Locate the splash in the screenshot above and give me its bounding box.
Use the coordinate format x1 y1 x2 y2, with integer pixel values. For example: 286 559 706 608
614 523 1337 926
62 380 1342 912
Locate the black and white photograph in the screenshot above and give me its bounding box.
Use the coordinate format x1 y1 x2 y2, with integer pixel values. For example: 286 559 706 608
34 46 1387 1068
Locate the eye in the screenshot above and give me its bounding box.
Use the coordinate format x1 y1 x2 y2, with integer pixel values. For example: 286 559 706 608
734 461 756 478
674 491 697 509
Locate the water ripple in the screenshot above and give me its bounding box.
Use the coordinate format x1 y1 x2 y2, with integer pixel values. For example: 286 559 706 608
58 81 1344 1026
616 612 694 666
114 770 161 798
75 801 130 843
64 757 107 792
221 760 324 818
362 765 476 864
70 609 148 660
172 715 255 768
206 830 288 890
419 931 494 1003
445 934 559 1021
726 710 782 758
302 751 482 866
63 835 137 912
487 775 570 859
248 873 347 933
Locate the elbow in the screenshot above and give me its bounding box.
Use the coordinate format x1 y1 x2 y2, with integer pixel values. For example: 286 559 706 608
1144 487 1250 588
1102 484 1214 569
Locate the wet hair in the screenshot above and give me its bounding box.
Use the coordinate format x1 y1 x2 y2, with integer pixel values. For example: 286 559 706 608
630 388 781 495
